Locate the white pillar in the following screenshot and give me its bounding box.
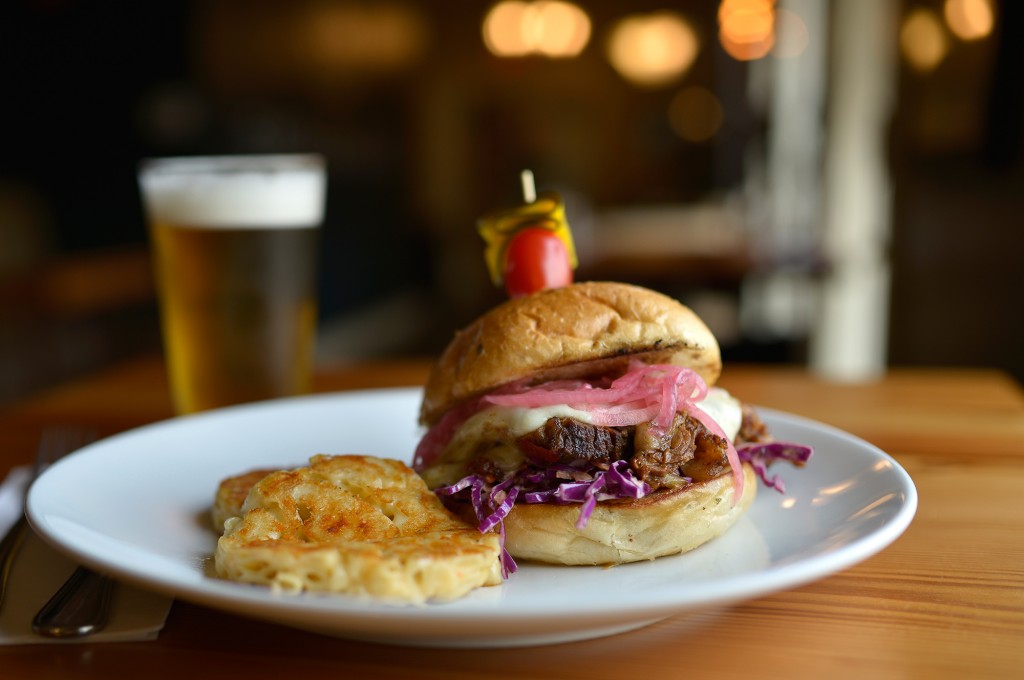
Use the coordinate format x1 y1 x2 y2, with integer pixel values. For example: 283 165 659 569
809 0 897 380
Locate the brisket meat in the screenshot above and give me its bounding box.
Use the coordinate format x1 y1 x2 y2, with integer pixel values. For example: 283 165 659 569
632 414 729 485
512 413 731 490
736 402 772 445
515 417 634 467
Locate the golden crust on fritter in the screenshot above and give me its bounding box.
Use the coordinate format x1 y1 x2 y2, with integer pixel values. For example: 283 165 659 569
214 454 502 604
212 468 279 532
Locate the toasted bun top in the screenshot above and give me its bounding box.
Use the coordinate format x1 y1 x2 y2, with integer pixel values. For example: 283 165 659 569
420 281 721 426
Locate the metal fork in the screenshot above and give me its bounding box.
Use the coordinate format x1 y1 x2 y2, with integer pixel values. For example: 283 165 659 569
0 428 84 611
30 429 118 638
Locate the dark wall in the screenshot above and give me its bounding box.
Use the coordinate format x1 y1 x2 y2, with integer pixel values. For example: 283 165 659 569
888 0 1023 380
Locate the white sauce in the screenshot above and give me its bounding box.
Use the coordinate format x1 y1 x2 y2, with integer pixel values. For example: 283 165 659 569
700 387 743 441
484 404 595 437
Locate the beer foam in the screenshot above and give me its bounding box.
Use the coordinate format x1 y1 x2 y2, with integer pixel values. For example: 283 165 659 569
140 155 326 228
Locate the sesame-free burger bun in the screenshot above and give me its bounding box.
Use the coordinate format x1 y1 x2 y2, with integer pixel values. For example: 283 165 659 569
501 463 756 565
420 282 722 426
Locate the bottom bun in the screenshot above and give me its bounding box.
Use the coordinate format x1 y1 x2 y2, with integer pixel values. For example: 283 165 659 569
503 464 757 566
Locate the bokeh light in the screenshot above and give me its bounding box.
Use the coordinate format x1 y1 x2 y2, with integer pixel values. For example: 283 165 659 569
718 0 775 61
483 1 591 58
944 0 995 41
900 8 948 72
605 11 699 88
668 86 724 143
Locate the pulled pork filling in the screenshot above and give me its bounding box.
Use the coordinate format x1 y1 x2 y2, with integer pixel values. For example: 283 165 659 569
465 402 772 494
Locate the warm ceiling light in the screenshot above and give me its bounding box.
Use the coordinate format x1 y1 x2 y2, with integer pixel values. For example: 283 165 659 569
483 1 591 58
668 86 724 143
718 0 776 61
528 1 591 56
719 0 774 43
606 12 699 88
944 0 995 41
900 8 948 72
484 1 531 56
719 28 774 61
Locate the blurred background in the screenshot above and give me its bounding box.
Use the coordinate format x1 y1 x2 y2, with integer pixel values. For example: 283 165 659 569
1 0 1021 404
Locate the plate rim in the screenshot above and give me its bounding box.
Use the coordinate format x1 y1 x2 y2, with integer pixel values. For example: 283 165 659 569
25 387 919 643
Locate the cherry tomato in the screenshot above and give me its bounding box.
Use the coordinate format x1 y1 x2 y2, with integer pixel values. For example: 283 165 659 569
502 227 573 298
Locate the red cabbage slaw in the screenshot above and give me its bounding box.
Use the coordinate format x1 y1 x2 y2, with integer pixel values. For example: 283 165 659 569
435 441 813 577
736 441 814 492
435 459 651 576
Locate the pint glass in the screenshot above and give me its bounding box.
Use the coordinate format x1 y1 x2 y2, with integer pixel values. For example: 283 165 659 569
138 155 326 414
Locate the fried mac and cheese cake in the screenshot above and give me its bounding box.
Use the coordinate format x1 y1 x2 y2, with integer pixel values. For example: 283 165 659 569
214 454 503 604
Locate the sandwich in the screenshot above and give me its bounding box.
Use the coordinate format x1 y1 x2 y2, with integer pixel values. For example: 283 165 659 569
413 281 811 571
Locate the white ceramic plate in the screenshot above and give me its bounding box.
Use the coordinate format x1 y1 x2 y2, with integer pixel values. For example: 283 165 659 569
27 388 917 648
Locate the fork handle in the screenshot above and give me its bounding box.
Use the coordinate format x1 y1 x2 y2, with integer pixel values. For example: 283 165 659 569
0 516 29 612
32 565 116 638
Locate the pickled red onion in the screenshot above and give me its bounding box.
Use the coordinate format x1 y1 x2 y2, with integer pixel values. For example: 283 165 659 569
690 404 744 504
413 398 488 470
482 362 709 432
415 362 742 502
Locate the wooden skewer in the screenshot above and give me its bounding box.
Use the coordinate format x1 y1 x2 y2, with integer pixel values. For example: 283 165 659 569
520 169 537 204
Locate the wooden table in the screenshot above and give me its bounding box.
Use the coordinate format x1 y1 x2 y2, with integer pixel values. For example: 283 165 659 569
0 356 1022 679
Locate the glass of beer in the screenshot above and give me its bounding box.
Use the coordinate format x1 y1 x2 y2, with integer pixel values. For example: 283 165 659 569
138 154 326 414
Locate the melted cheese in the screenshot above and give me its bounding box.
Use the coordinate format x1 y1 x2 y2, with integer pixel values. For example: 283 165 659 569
701 387 743 441
491 404 595 437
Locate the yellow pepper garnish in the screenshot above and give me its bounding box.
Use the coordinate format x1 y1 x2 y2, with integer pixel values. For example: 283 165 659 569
477 189 578 287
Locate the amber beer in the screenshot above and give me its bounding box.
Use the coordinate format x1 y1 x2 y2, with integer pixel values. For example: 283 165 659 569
139 155 326 414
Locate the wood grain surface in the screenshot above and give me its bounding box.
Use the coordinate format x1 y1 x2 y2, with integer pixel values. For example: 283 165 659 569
0 356 1021 679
